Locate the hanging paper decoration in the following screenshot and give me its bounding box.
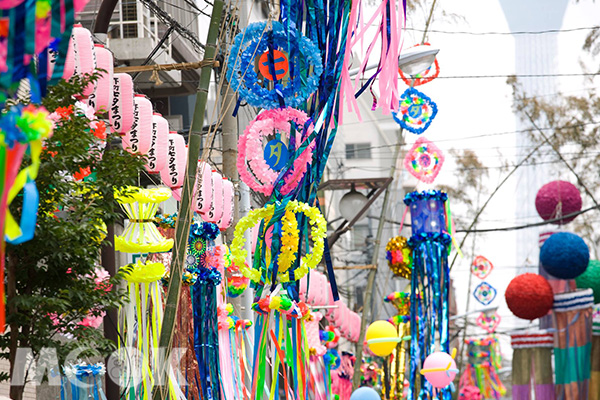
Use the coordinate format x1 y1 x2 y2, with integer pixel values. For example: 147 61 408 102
226 21 323 109
159 132 187 189
471 255 493 279
475 312 501 334
61 363 106 400
0 102 53 332
110 73 135 134
392 87 438 134
405 190 452 399
87 44 113 113
145 113 169 173
63 24 97 92
114 187 173 253
118 260 167 398
458 337 506 399
193 161 213 214
237 107 316 196
421 349 459 390
230 200 327 285
403 137 445 184
472 281 497 306
226 259 249 298
399 43 440 87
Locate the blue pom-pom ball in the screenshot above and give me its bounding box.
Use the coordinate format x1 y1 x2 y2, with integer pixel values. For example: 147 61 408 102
540 232 589 279
350 387 381 400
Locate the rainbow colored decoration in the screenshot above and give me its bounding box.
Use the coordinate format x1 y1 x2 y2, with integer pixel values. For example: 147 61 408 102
473 282 497 306
471 255 494 279
458 337 506 399
393 87 438 134
476 311 501 334
403 137 444 184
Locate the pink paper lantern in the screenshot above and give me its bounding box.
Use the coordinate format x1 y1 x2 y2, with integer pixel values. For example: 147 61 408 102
123 95 153 154
202 170 224 223
217 178 234 230
194 161 213 214
110 73 135 134
88 44 114 112
159 132 187 188
145 113 169 173
63 24 96 93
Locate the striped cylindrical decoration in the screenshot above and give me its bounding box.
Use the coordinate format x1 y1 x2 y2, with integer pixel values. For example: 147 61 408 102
511 330 554 349
88 44 114 112
110 73 135 134
145 113 169 173
159 132 187 189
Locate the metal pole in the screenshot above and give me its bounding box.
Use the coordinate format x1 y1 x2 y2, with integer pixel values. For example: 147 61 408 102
152 2 224 399
352 131 404 389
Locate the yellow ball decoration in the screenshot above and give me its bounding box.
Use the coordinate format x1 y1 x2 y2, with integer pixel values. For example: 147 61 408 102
366 320 399 357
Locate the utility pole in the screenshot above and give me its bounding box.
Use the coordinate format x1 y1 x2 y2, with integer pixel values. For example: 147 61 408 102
152 2 224 399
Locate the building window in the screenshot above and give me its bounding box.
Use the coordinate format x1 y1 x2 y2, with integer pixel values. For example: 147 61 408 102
346 143 371 159
121 0 137 21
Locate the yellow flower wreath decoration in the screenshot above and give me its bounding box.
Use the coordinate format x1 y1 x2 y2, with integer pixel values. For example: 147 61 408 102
231 201 327 284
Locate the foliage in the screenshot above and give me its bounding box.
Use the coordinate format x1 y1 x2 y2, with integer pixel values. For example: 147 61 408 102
1 74 145 384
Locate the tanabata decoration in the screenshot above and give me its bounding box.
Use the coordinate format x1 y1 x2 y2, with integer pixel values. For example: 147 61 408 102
472 281 497 306
575 259 600 304
118 260 167 398
540 232 589 280
365 320 399 357
535 180 582 224
123 94 153 155
458 337 506 399
237 107 316 196
61 363 106 400
0 102 53 332
421 349 459 390
385 291 411 398
510 330 555 400
62 24 96 95
471 255 493 280
405 190 453 399
592 305 600 398
230 200 326 285
385 236 412 278
505 273 554 320
226 21 323 109
399 43 440 87
392 87 438 134
475 311 501 334
403 137 444 184
350 386 381 400
159 132 187 190
553 289 594 400
226 259 250 298
114 187 174 253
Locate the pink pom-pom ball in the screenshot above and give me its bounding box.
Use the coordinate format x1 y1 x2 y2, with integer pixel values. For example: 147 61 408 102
535 180 582 224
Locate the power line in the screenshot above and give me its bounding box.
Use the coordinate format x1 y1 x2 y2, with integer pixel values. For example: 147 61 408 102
435 72 600 79
405 26 600 36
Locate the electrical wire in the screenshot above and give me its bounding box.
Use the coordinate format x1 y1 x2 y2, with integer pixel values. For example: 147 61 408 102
405 26 600 36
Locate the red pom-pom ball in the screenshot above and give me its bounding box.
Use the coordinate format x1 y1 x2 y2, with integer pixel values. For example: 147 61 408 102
535 180 582 224
505 273 554 320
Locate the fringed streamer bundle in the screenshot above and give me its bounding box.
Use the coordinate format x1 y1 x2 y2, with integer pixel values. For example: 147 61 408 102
118 261 166 399
61 363 106 400
114 187 174 253
339 0 406 119
405 190 451 400
458 337 506 399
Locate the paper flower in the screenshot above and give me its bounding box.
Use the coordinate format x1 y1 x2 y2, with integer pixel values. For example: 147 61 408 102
403 137 444 184
393 87 438 134
475 311 501 334
471 255 493 280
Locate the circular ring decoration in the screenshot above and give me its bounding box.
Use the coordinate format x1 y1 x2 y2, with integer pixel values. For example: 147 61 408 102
238 107 315 196
403 137 444 184
398 43 440 87
471 255 493 280
392 87 438 135
231 201 327 284
226 21 323 109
